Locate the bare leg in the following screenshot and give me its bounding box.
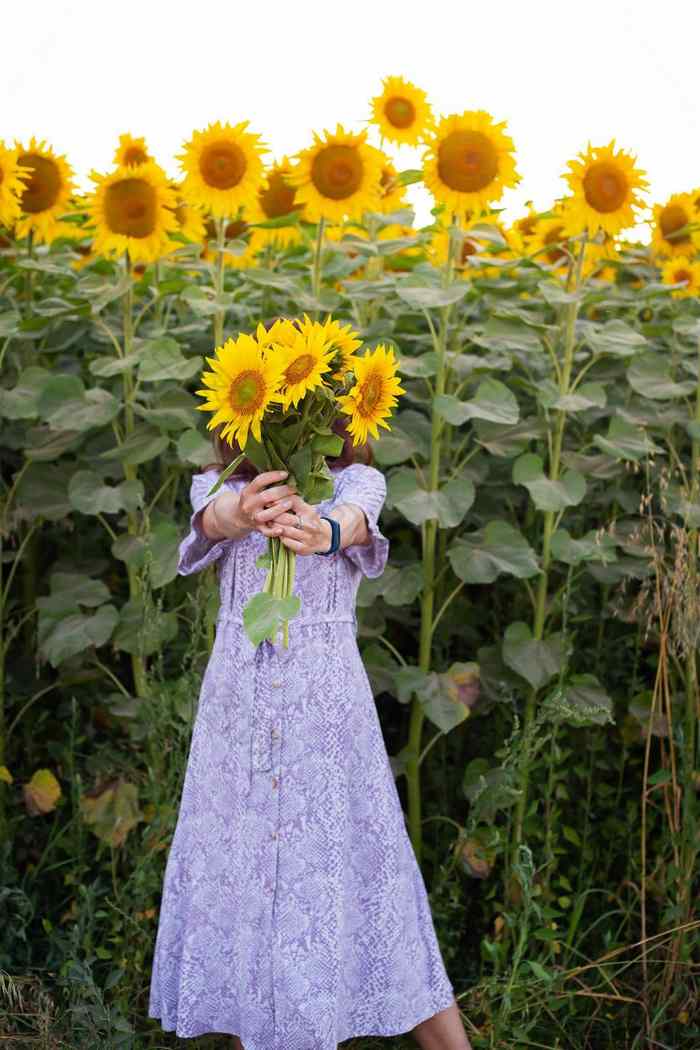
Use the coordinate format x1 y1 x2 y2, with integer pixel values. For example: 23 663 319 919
411 999 473 1050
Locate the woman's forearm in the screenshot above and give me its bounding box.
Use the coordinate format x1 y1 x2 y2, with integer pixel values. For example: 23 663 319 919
329 502 371 549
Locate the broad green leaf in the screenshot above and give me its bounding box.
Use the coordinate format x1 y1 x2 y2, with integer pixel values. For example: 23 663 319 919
138 337 202 382
38 375 120 432
13 462 74 521
542 675 614 727
585 318 649 357
475 417 545 458
68 471 144 515
394 665 430 703
502 622 565 690
396 352 438 378
396 281 468 309
177 428 214 466
418 671 470 734
100 426 169 465
89 351 141 378
550 529 618 566
538 380 607 412
435 379 519 426
448 521 540 583
112 598 178 656
593 416 663 461
382 563 423 605
146 522 183 589
37 603 118 667
80 780 142 847
627 353 696 400
243 593 301 647
0 366 51 420
389 470 475 528
513 453 586 511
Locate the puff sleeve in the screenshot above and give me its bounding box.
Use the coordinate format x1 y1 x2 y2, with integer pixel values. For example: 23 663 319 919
177 468 240 576
334 463 390 579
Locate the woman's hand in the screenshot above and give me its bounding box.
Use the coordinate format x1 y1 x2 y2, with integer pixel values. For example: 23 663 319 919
201 470 296 540
257 494 333 554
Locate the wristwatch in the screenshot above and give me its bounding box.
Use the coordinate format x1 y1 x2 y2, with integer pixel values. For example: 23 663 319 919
316 515 341 555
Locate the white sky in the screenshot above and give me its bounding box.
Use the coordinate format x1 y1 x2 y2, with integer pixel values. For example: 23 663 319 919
4 0 699 233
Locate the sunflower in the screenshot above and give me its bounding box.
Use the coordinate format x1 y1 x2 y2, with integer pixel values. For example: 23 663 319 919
529 210 576 270
661 256 700 298
563 139 648 237
246 158 303 249
651 193 700 258
85 161 179 264
201 216 259 269
429 223 483 274
370 75 433 146
507 203 541 255
273 323 336 408
317 317 363 379
338 344 405 445
0 142 31 227
169 182 207 243
288 124 384 224
178 120 267 219
365 148 408 214
113 133 152 168
12 137 76 244
196 332 285 448
422 110 520 216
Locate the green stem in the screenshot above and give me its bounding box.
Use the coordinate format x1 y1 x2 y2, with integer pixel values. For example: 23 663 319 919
213 215 226 348
311 217 326 317
122 252 148 699
406 213 459 865
511 238 587 869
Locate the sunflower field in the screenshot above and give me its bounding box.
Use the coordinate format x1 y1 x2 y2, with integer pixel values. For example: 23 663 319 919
1 76 700 1048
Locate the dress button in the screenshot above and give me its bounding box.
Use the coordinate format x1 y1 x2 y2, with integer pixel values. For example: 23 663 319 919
271 679 282 688
271 831 278 840
271 727 279 739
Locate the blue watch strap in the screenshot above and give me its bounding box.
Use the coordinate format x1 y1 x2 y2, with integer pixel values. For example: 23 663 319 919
317 515 341 555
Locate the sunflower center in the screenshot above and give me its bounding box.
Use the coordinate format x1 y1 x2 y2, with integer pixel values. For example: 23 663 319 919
582 162 628 213
225 219 249 239
230 370 265 413
437 131 498 193
517 215 537 238
311 145 363 201
200 141 247 190
673 269 691 284
660 204 691 244
461 238 477 265
259 170 297 218
385 97 416 129
104 178 157 238
123 147 148 166
285 354 316 385
359 372 383 415
175 203 187 227
17 153 62 214
545 225 568 264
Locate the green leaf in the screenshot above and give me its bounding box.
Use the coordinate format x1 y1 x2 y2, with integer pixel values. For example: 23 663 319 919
89 352 141 378
99 426 169 466
371 410 431 465
550 528 618 566
382 563 423 606
502 622 565 690
418 671 470 734
538 380 607 412
396 352 438 378
513 453 586 511
396 281 469 309
38 375 120 432
394 665 430 703
13 462 74 521
138 337 202 382
68 472 144 515
389 470 475 528
593 416 662 461
447 521 540 583
37 603 118 667
243 593 301 647
435 379 519 426
177 429 214 467
112 598 178 656
556 675 614 727
310 432 344 456
146 522 183 589
627 353 696 400
0 366 51 420
584 318 649 357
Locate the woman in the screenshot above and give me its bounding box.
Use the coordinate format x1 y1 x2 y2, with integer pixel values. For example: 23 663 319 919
148 423 473 1050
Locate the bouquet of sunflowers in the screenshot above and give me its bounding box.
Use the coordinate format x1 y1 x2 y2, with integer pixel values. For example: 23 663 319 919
195 315 404 647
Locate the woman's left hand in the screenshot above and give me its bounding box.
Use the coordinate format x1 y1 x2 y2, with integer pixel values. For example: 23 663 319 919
257 494 333 555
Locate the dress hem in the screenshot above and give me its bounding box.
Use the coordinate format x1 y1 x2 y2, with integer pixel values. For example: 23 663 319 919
149 987 456 1043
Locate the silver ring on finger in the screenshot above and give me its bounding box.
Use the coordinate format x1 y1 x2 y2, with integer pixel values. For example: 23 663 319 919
295 513 304 530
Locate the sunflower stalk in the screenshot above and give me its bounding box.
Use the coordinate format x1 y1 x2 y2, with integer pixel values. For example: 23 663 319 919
510 235 587 882
213 215 227 348
122 251 148 699
310 217 326 316
406 212 459 865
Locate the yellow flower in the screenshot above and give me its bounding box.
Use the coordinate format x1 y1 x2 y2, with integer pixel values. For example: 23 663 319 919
338 344 405 445
368 149 408 214
661 256 700 297
288 124 384 224
247 158 303 249
651 193 700 258
529 211 575 270
422 110 520 216
178 120 267 219
0 141 31 227
507 204 542 255
12 136 76 244
275 322 336 408
113 133 152 168
370 75 433 146
196 332 285 448
169 181 206 244
563 139 648 237
85 161 179 264
319 316 363 379
201 216 259 269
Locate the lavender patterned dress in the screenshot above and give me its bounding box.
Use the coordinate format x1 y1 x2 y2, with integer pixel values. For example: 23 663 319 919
148 462 456 1049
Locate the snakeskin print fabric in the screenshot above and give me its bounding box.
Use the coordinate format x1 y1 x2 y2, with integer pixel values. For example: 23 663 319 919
148 463 456 1048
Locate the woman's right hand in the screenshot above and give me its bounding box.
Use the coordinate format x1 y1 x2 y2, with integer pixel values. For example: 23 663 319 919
202 470 296 540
